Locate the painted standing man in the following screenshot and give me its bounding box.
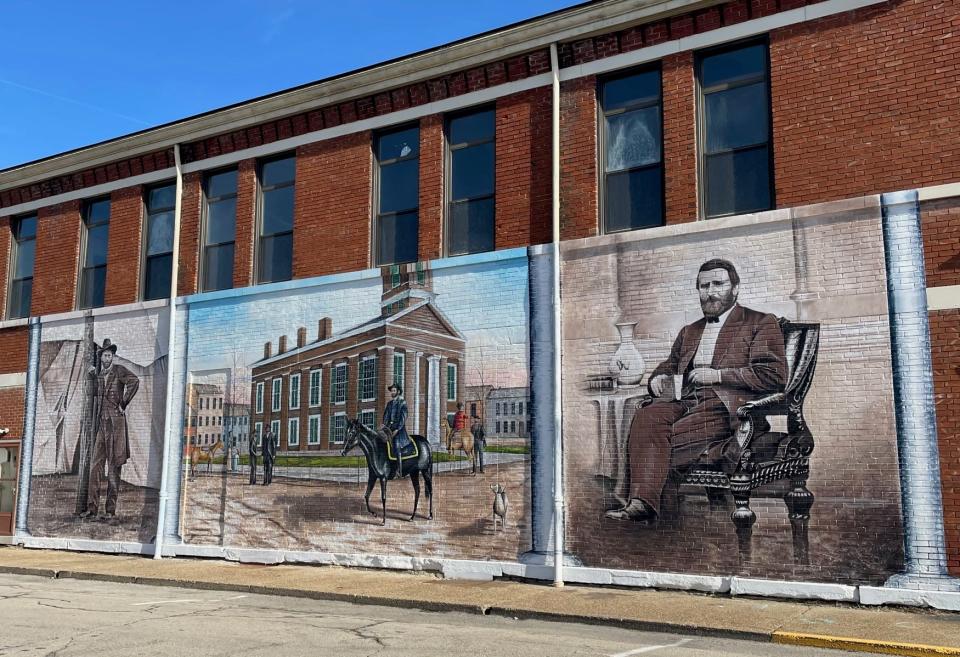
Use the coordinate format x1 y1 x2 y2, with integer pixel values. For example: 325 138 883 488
80 339 140 522
248 429 261 485
261 426 276 486
381 383 411 478
471 415 486 474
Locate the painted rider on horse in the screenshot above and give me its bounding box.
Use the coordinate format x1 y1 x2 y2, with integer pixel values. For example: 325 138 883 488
381 383 411 478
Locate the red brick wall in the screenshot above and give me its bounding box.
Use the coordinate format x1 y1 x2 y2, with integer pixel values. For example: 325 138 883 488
922 198 960 289
930 308 960 575
663 52 698 223
293 133 371 279
33 200 80 316
418 115 444 261
0 216 10 318
234 159 257 288
0 327 27 374
0 387 25 436
495 87 553 249
104 185 143 306
559 76 598 240
178 172 202 296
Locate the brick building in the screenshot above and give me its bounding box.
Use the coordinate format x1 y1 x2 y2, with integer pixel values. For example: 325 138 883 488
185 383 224 447
0 0 958 592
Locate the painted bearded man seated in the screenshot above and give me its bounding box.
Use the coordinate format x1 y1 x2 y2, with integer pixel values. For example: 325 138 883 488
605 259 787 524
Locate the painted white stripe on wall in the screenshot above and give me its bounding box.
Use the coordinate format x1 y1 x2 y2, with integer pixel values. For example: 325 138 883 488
0 372 26 388
919 183 960 202
926 285 960 312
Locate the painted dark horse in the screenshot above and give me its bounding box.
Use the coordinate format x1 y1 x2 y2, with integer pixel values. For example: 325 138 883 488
341 419 434 525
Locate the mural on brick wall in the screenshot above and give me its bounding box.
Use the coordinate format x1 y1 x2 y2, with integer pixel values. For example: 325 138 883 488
561 200 905 584
176 249 533 560
28 306 168 543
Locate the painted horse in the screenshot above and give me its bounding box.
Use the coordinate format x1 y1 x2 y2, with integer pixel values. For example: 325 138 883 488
341 419 433 525
441 418 477 475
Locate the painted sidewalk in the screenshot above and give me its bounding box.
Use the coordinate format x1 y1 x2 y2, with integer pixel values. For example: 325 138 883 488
0 547 957 656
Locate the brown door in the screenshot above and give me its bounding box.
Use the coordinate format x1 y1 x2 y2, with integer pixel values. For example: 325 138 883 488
0 445 19 536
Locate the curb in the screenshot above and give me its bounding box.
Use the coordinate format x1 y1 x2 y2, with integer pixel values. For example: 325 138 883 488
773 632 960 656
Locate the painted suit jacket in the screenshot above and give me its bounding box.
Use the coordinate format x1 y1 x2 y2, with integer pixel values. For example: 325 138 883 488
93 362 140 466
649 304 788 427
383 397 411 447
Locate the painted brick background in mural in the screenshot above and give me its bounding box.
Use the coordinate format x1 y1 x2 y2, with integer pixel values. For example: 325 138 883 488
175 249 533 560
561 197 903 585
27 305 169 543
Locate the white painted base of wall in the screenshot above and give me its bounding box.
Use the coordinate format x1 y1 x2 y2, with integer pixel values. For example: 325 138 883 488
18 536 155 556
860 586 960 612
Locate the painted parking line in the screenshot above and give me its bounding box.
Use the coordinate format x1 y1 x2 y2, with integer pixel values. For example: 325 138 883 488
610 638 692 656
131 594 247 606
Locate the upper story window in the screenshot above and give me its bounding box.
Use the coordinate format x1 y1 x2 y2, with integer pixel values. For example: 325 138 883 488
358 355 377 402
143 184 176 301
698 40 773 218
257 154 295 284
330 363 347 405
78 197 110 310
446 108 495 256
202 168 237 292
600 67 664 232
374 125 419 266
7 214 36 319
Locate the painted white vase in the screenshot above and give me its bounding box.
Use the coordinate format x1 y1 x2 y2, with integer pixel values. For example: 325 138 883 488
608 322 645 387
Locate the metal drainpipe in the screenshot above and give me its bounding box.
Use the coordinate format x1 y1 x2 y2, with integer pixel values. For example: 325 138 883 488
549 42 565 588
153 143 184 559
14 317 41 538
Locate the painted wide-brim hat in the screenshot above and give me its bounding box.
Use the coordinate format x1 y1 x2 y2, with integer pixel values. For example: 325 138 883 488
100 338 118 354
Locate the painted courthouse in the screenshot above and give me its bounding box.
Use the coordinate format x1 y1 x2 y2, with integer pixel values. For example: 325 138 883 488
0 0 959 609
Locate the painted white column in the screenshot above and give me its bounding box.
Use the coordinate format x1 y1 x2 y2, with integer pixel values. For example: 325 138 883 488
427 355 440 445
412 352 422 434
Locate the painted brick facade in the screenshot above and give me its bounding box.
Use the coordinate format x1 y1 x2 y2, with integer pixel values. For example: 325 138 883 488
931 308 960 575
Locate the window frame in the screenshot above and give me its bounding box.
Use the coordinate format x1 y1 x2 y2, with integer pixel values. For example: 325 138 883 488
373 123 421 267
330 412 347 445
308 414 321 445
359 409 376 430
597 64 666 234
358 354 377 403
446 363 457 402
254 421 263 446
331 362 347 405
200 166 239 292
7 213 37 319
309 369 322 408
255 382 264 414
271 378 282 412
77 195 111 310
270 419 280 446
444 105 497 257
255 152 296 285
392 353 405 388
695 37 775 220
141 181 177 301
287 416 300 447
289 372 301 410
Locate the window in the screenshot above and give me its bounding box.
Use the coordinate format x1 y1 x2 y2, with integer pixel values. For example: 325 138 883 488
600 67 664 232
446 108 495 256
359 409 376 430
698 40 773 218
270 419 280 446
8 214 36 319
254 422 263 446
511 402 516 415
288 417 300 447
510 420 516 434
470 402 477 417
202 168 237 292
78 197 110 309
143 184 176 301
309 369 322 407
390 264 402 288
308 415 321 445
375 125 419 266
257 154 295 283
289 373 301 410
415 261 426 285
255 382 264 413
271 378 282 412
393 353 405 388
496 403 501 416
496 421 501 434
331 363 347 404
446 363 457 401
518 401 524 416
330 413 347 444
446 412 455 428
359 356 377 402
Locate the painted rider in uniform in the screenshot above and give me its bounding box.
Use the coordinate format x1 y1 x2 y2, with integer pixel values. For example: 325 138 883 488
382 383 411 478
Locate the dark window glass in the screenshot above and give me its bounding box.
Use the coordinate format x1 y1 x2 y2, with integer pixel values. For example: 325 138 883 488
447 108 495 256
699 41 773 218
203 169 237 292
143 183 176 301
375 126 419 266
79 197 110 309
8 214 36 318
601 67 664 233
258 155 295 284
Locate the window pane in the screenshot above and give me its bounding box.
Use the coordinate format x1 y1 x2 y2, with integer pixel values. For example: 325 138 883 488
603 70 660 111
704 82 768 153
378 211 419 265
9 279 31 318
148 185 176 212
259 232 293 283
80 266 106 309
14 239 35 279
147 210 174 255
207 198 237 244
378 127 419 161
605 167 664 232
85 224 109 267
261 157 295 187
449 110 494 145
700 43 767 88
605 105 661 172
262 185 294 235
448 198 494 256
705 146 771 217
86 198 111 224
207 169 237 199
203 243 234 292
15 216 36 240
144 253 172 301
451 142 494 200
379 159 419 214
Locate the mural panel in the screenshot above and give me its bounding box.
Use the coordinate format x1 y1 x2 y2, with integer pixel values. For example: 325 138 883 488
561 200 904 584
28 305 168 543
176 249 533 560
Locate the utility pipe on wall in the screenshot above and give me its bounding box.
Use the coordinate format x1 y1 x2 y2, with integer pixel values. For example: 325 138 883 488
153 144 184 559
549 42 565 588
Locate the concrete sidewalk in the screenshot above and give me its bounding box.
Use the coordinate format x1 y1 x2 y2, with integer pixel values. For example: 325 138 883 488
0 547 957 656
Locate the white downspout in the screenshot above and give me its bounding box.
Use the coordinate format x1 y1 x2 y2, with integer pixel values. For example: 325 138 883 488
154 143 184 559
549 42 564 588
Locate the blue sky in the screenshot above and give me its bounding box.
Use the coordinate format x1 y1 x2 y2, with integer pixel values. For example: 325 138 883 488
0 1 580 170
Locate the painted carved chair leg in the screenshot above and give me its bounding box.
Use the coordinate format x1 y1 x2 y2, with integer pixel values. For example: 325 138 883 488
731 490 756 565
785 476 814 565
